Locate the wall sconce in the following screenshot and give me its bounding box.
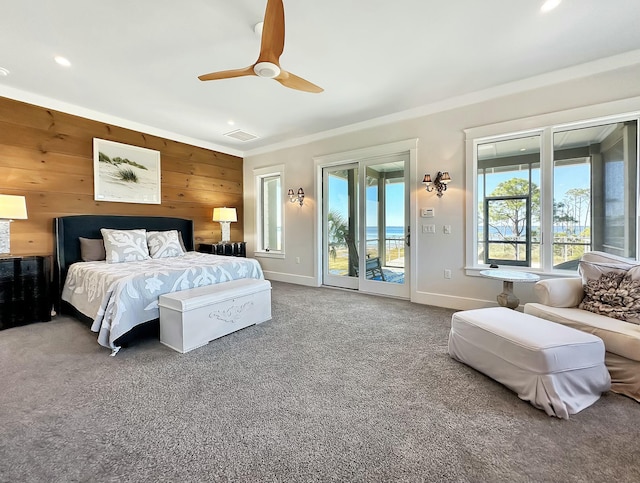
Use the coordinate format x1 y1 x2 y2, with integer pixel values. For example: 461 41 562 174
212 207 237 243
423 171 451 198
0 194 28 255
288 188 305 206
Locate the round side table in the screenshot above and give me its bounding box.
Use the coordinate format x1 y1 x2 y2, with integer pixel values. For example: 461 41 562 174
479 269 540 309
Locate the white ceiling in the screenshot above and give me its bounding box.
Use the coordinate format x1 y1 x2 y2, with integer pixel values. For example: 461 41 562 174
1 0 640 157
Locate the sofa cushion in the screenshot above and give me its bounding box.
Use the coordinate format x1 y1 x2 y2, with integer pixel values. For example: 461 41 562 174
581 251 639 265
524 303 640 362
533 278 583 308
578 260 640 325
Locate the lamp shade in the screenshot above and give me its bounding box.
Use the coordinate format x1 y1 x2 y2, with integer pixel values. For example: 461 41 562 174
0 195 28 220
212 207 237 223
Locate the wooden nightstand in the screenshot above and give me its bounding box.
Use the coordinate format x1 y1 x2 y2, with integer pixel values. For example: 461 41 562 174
197 242 246 257
0 255 51 330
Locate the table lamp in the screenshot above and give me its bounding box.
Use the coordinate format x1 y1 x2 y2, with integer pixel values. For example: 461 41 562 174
0 194 28 255
212 207 237 243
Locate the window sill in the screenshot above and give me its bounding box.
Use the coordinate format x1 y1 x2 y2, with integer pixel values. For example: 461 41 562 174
254 251 285 260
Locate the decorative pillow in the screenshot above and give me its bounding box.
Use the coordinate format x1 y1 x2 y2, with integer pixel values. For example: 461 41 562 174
578 260 640 325
177 231 188 253
101 228 150 264
79 237 106 262
146 230 185 259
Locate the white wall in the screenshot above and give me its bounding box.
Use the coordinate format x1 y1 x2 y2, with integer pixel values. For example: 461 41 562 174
244 63 640 309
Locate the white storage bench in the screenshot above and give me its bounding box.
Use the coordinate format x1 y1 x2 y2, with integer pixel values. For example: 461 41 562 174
448 307 611 419
158 278 272 354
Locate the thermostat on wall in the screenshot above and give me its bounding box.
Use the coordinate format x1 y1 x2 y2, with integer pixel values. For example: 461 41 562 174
421 208 435 218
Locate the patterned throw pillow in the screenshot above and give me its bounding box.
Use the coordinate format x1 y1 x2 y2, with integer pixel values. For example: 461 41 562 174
578 260 640 325
101 228 150 264
146 230 185 259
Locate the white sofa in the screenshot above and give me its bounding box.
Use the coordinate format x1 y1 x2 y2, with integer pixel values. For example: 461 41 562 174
524 252 640 402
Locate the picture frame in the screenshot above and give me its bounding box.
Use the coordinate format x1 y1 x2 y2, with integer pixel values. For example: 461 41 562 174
93 138 161 204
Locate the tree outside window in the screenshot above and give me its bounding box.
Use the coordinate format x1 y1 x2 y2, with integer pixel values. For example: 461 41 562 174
484 178 540 266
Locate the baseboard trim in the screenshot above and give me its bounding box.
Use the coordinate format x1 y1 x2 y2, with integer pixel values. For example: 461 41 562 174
411 290 497 311
263 271 320 287
263 274 502 310
264 271 498 310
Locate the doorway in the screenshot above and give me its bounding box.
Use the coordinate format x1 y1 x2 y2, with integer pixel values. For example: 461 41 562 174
321 154 410 298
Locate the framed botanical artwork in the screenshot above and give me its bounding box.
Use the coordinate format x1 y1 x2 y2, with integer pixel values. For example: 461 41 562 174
93 138 161 204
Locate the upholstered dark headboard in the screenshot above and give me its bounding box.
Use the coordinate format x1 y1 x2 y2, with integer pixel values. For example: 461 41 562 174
53 215 194 306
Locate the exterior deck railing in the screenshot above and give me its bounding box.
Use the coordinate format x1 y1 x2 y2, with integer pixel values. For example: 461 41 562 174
365 237 405 268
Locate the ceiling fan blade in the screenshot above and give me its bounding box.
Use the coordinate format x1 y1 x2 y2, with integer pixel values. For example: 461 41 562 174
198 0 321 93
198 66 256 82
258 0 285 64
275 70 323 93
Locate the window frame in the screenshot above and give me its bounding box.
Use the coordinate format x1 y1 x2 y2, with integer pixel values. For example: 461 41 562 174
253 164 285 259
466 111 640 276
483 194 532 267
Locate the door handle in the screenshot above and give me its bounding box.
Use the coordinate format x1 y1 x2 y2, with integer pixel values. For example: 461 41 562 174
405 226 410 247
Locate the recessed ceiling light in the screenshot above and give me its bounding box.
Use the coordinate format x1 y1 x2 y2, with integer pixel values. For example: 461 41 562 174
227 120 235 126
54 56 71 67
520 148 526 151
0 67 9 77
541 0 561 12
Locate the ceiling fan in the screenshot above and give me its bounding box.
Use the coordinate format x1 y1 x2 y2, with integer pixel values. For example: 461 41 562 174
198 0 323 93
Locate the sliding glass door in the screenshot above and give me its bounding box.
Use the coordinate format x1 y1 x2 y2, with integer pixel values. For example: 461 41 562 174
322 155 409 298
323 164 359 289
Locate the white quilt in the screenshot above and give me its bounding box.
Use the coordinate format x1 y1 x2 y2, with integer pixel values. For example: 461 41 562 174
61 252 264 350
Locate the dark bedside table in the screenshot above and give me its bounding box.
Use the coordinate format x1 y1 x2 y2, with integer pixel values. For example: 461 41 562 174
0 255 52 330
197 242 246 257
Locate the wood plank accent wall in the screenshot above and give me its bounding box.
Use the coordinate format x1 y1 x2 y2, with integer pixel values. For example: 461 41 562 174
0 96 243 256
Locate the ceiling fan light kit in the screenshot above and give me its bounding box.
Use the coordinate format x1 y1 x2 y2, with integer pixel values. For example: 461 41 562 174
254 62 280 78
198 0 323 93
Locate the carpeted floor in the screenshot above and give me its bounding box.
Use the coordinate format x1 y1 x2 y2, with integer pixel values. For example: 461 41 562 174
1 281 639 482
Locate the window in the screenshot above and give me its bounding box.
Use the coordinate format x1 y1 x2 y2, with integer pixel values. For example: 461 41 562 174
468 114 639 272
254 165 284 258
477 135 541 267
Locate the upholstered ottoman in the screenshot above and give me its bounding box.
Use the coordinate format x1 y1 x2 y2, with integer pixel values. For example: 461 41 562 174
448 307 610 419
